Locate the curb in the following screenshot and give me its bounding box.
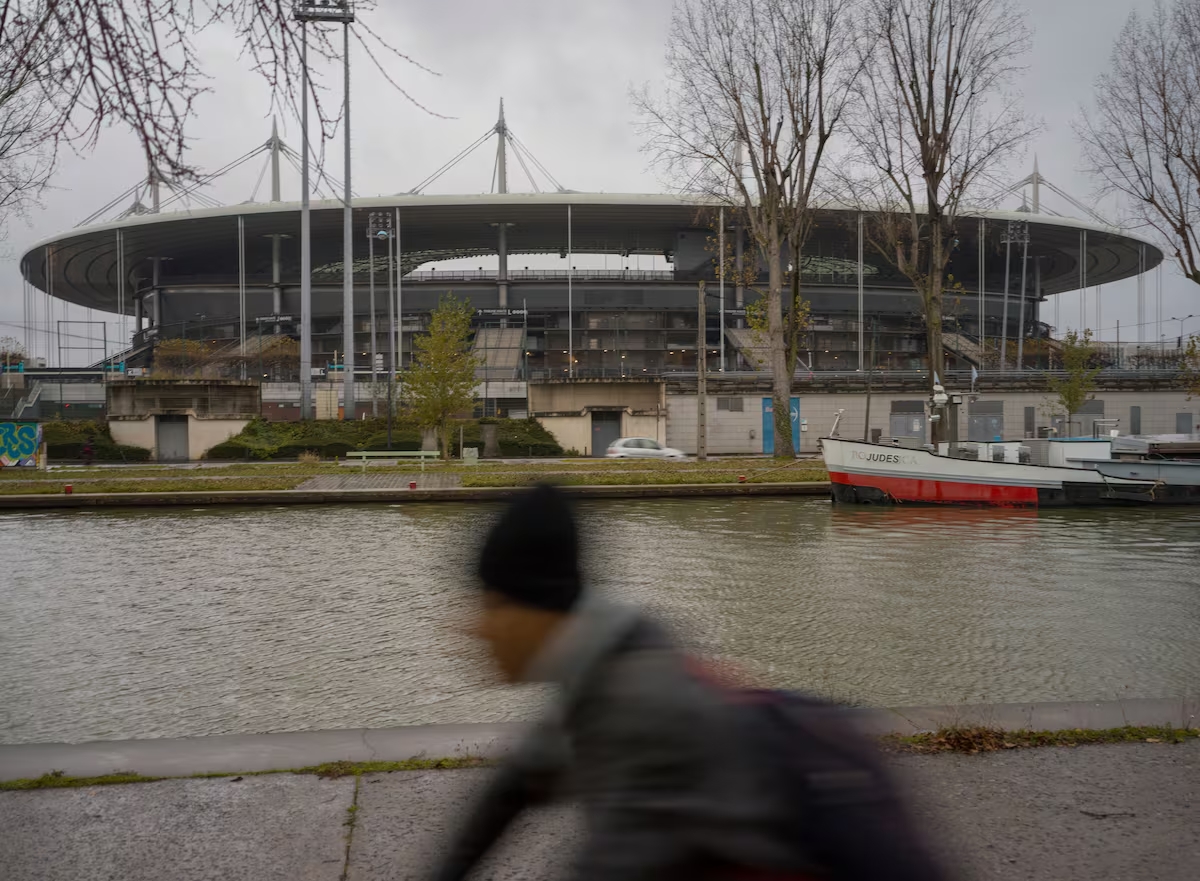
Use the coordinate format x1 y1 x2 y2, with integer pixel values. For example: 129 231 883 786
2 697 1194 782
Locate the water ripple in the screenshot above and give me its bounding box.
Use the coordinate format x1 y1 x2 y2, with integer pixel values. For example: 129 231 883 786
1 501 1198 744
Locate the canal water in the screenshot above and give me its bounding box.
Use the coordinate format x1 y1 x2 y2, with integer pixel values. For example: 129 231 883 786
1 499 1198 744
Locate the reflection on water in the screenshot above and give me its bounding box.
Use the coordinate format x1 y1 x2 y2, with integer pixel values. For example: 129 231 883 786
1 500 1198 744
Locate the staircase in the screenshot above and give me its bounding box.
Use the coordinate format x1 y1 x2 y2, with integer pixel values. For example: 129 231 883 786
473 327 526 380
8 381 43 419
943 332 983 367
725 327 769 369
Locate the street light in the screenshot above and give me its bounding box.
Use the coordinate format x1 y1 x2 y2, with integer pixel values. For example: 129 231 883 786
367 212 395 443
294 0 356 420
1170 314 1198 348
1000 221 1029 372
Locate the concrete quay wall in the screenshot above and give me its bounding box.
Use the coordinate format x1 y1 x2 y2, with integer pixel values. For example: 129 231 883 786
0 481 831 511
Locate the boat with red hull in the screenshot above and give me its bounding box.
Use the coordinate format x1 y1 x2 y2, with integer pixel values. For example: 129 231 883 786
820 436 1200 508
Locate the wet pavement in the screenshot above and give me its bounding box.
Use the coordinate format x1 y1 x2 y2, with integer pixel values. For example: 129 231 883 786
3 740 1197 881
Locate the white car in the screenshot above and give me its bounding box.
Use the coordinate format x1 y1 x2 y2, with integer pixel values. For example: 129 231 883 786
605 437 686 459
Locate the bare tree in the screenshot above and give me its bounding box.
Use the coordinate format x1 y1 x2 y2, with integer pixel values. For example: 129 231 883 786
849 0 1032 441
0 67 54 235
0 1 440 184
1079 0 1200 286
635 0 862 457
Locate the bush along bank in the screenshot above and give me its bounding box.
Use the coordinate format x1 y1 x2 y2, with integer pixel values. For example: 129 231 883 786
205 417 564 460
40 420 151 462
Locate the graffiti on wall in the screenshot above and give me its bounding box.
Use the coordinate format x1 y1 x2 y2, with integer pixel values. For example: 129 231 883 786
0 422 42 467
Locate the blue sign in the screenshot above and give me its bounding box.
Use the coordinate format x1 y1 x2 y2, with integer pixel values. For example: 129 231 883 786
761 397 800 455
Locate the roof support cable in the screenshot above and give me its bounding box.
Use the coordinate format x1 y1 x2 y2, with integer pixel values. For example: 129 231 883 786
409 129 494 194
76 183 145 227
507 134 541 193
508 132 567 193
249 152 272 203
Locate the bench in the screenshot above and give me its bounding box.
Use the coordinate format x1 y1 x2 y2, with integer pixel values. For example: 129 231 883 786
345 450 441 473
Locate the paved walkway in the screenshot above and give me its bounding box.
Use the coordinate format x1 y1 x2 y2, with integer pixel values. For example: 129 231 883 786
2 741 1196 880
299 473 464 490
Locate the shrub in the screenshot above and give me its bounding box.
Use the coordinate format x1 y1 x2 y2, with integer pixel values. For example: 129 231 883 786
39 419 152 462
204 416 564 459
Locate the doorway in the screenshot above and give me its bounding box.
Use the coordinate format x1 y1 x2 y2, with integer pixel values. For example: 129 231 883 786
155 415 189 462
590 411 622 457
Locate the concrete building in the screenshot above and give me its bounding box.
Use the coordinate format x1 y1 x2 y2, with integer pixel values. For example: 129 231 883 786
107 380 259 461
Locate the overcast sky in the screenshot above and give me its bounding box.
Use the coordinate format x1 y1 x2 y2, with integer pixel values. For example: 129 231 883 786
3 0 1196 362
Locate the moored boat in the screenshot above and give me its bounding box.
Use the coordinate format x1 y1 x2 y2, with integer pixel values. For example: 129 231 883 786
820 435 1200 507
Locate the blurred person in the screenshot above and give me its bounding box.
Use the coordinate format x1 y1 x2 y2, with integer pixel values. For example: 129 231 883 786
82 436 95 467
433 484 945 881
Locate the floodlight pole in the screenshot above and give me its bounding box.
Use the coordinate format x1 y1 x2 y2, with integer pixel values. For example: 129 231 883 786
340 18 355 420
295 2 357 418
368 216 377 416
297 12 312 419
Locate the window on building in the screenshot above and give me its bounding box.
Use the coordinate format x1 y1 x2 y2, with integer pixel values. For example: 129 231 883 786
717 397 744 412
968 401 1005 442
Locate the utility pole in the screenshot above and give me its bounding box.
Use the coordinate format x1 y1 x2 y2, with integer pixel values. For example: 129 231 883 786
863 321 877 441
697 280 707 461
1017 231 1030 371
999 221 1028 372
718 207 725 372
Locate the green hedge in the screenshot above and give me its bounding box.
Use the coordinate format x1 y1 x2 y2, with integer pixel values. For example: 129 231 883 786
39 420 152 462
203 416 564 460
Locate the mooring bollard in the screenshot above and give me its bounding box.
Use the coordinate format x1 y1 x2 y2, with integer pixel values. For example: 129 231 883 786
64 484 73 494
408 481 417 490
738 475 747 484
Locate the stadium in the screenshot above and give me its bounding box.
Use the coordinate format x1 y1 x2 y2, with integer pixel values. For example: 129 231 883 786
12 122 1185 456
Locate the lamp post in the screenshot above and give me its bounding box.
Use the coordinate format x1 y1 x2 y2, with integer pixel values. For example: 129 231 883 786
294 0 356 420
366 215 377 416
368 212 395 443
999 221 1029 372
1171 314 1198 348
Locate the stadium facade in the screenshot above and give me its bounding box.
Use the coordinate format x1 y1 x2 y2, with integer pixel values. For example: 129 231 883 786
19 192 1162 396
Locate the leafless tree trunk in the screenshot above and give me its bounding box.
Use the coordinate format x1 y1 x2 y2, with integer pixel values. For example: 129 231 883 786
1079 0 1200 286
849 0 1032 443
635 0 861 457
0 1 439 185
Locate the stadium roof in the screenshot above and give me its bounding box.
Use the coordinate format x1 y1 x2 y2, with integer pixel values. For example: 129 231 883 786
19 192 1163 313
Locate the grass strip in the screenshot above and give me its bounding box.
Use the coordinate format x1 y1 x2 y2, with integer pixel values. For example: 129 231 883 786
4 726 1194 791
461 470 828 488
0 478 304 495
0 757 491 791
886 724 1200 754
0 457 823 481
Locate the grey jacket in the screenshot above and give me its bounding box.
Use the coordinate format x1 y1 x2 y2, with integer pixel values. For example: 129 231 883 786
433 600 795 881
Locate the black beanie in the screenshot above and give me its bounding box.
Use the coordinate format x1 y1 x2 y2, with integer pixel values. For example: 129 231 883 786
478 484 582 612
